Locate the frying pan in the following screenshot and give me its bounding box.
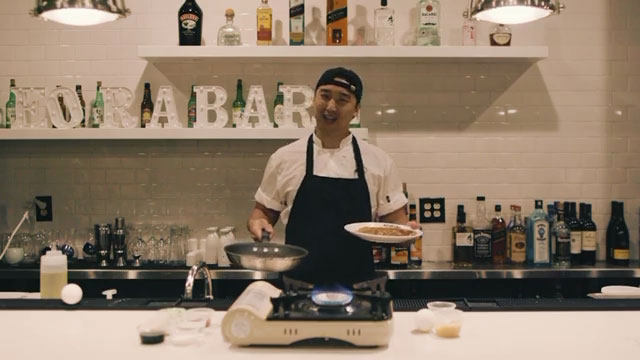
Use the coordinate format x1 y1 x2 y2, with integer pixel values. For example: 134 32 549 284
224 230 308 272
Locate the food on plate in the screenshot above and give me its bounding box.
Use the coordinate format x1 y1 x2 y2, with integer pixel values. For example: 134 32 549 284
357 225 415 237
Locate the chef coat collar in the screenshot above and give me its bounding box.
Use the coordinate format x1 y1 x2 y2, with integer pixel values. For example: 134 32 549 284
313 131 353 150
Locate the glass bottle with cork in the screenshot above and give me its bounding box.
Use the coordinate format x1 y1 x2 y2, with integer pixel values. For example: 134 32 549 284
217 8 241 46
581 203 597 265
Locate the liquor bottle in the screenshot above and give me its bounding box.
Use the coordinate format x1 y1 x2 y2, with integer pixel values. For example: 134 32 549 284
217 9 242 46
273 81 284 128
453 205 473 267
409 202 422 267
548 202 558 256
56 85 67 124
491 204 506 265
289 0 305 46
374 0 394 46
581 203 597 266
417 0 440 46
187 85 196 128
178 0 203 46
257 0 273 46
232 79 245 128
462 18 476 46
608 201 630 266
75 85 86 128
553 207 571 266
490 24 512 46
5 79 16 128
91 81 103 128
527 200 551 266
327 0 348 45
507 205 526 265
567 202 583 266
472 196 492 264
140 82 153 128
605 201 617 263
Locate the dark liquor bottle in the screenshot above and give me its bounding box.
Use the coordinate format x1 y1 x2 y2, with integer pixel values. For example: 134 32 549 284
608 201 630 266
76 85 86 128
581 203 597 266
547 203 557 256
553 207 571 266
472 196 492 264
567 202 582 266
409 202 423 268
491 204 506 265
178 0 203 46
453 205 473 267
140 82 153 128
187 85 196 128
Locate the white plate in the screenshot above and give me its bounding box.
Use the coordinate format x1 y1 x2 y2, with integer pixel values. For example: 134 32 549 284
0 292 29 299
344 222 422 244
601 285 640 295
588 293 640 300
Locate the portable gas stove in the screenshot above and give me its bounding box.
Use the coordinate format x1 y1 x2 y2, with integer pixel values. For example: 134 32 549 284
221 281 393 347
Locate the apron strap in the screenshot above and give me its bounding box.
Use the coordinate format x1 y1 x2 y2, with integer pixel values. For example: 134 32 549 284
305 135 314 177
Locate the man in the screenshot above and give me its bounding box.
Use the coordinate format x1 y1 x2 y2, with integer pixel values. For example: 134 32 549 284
247 67 416 286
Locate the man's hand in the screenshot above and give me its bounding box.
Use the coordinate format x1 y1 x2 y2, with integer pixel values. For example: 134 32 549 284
247 202 280 242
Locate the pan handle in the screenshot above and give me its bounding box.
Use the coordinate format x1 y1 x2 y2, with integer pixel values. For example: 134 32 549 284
259 229 271 243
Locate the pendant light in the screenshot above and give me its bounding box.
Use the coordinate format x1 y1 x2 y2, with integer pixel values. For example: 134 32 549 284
31 0 130 27
464 0 565 25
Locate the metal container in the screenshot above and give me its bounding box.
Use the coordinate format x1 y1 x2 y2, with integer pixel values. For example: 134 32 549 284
94 224 112 267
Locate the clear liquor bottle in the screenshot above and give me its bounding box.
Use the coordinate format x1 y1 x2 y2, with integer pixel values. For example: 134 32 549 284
217 9 242 46
567 202 583 266
581 203 597 265
462 18 476 46
553 207 571 266
491 204 506 265
188 85 196 128
374 0 395 46
257 0 273 46
527 200 551 266
75 85 86 128
453 205 473 267
507 205 526 265
472 196 492 264
91 81 104 128
4 79 16 128
232 79 245 128
289 0 305 46
417 0 440 46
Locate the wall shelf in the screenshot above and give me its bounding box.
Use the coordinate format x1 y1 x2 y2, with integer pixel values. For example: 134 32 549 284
0 128 368 140
138 45 549 63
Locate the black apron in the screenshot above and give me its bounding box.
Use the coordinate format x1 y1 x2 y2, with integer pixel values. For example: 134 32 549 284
285 134 375 286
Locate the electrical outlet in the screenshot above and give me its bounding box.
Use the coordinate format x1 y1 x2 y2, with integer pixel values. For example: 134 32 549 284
419 197 445 223
35 196 52 222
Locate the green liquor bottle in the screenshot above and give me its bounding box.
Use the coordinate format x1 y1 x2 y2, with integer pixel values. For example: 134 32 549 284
188 85 196 128
91 81 103 128
5 79 16 128
273 81 284 128
232 79 245 128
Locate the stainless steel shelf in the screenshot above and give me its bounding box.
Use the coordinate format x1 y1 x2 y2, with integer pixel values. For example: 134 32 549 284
1 262 638 280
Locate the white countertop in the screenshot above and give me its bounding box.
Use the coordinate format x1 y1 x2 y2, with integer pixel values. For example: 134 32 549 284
1 309 638 359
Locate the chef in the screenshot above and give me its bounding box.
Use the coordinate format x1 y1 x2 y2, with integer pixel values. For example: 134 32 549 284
247 67 417 287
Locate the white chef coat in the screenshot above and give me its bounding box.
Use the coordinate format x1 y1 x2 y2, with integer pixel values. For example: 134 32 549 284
255 132 407 225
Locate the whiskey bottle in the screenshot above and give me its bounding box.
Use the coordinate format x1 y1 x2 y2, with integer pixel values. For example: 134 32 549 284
91 81 103 128
527 200 551 266
232 79 245 128
374 0 394 46
289 0 305 46
581 203 597 265
507 205 526 265
4 79 16 128
567 202 583 266
75 85 86 128
472 196 492 264
178 0 203 46
453 205 473 267
608 201 629 266
327 0 348 45
140 82 153 128
417 0 440 46
491 204 506 265
217 9 242 46
257 0 273 46
187 85 196 128
490 23 512 46
553 207 571 266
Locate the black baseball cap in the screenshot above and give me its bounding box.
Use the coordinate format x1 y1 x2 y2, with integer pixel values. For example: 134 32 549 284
315 67 363 104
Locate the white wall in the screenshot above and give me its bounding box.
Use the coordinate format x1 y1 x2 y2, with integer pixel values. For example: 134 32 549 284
0 0 638 261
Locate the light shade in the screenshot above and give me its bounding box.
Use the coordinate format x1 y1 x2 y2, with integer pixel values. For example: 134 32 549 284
466 0 565 25
31 0 130 27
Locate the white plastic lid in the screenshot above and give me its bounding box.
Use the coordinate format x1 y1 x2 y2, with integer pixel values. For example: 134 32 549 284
41 250 67 266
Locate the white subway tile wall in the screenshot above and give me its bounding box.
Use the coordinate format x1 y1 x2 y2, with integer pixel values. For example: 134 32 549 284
0 0 638 260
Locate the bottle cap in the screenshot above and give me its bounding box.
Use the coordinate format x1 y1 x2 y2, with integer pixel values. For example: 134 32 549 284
495 204 501 211
225 8 235 17
476 196 485 201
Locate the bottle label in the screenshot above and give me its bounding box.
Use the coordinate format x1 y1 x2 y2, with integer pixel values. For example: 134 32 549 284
274 104 284 126
455 232 473 247
188 103 196 127
570 231 582 255
180 13 200 34
232 107 244 128
491 33 511 46
290 1 305 45
613 249 629 260
92 107 103 125
141 109 152 127
419 4 438 28
473 230 492 259
533 220 549 263
327 6 347 24
290 1 305 18
410 236 422 261
509 232 526 263
257 12 272 41
492 228 506 256
375 12 394 29
582 231 597 251
556 234 571 259
390 246 408 265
